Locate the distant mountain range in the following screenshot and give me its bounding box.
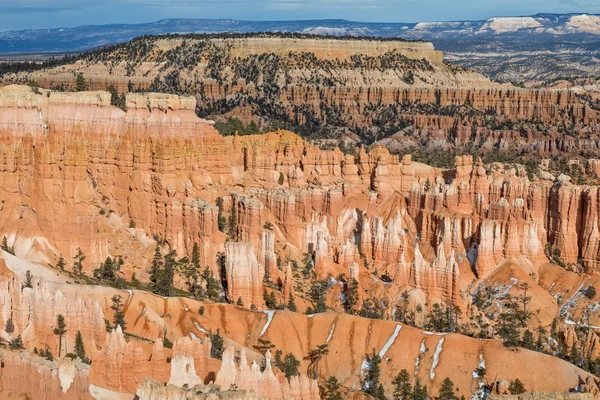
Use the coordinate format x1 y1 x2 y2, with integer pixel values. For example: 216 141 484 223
1 14 600 82
1 14 600 54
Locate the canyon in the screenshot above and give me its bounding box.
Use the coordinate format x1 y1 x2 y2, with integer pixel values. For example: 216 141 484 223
0 83 599 398
4 35 599 162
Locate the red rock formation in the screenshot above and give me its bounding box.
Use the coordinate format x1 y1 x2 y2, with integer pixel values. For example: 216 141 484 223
0 351 93 399
215 347 320 400
224 242 265 307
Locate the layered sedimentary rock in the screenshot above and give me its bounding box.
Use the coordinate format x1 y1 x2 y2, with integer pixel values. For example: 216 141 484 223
224 242 265 307
0 351 93 399
7 36 600 156
3 85 600 308
136 378 255 400
215 347 320 400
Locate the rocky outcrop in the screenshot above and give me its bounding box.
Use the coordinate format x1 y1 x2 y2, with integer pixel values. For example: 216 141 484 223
136 378 254 400
224 242 265 307
215 347 320 400
0 351 93 399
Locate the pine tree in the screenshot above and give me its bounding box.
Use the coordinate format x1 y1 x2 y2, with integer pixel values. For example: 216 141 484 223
9 334 24 350
304 343 329 379
73 248 85 275
210 329 224 359
320 376 343 400
509 379 525 394
56 256 66 271
282 353 301 379
216 197 227 233
254 338 276 355
412 379 429 400
191 242 201 270
1 236 14 255
75 73 88 91
365 350 382 397
236 297 244 306
438 378 458 400
536 326 547 351
53 314 67 357
111 295 126 331
24 270 33 288
5 318 14 334
522 329 535 350
392 369 412 400
75 330 87 362
288 293 297 312
345 278 359 313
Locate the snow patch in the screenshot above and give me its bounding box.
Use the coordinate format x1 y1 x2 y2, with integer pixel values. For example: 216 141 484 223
429 337 444 380
193 321 207 333
326 324 336 344
189 332 202 342
260 310 276 337
415 339 427 375
379 325 402 358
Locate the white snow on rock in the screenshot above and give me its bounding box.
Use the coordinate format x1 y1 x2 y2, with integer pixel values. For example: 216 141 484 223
193 321 207 333
379 325 402 358
414 339 427 375
260 310 276 337
480 17 542 33
326 324 336 344
429 337 445 380
190 332 202 342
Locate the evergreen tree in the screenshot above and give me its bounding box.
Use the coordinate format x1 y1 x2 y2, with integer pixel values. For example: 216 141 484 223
216 197 227 233
203 265 222 301
522 329 535 350
310 281 328 313
9 334 24 350
53 314 67 357
304 343 329 379
412 379 429 400
254 338 276 355
236 297 244 306
365 350 382 397
24 270 33 288
393 369 412 400
536 326 547 351
1 236 15 255
111 295 126 331
73 248 85 275
56 256 66 271
282 353 301 379
509 379 525 394
5 318 14 334
75 73 88 91
320 376 343 400
93 256 123 282
345 278 359 313
518 282 532 327
74 330 90 363
191 242 201 270
288 293 297 312
209 329 224 359
438 378 458 400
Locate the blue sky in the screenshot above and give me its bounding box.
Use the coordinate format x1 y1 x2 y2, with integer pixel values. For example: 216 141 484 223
0 0 599 31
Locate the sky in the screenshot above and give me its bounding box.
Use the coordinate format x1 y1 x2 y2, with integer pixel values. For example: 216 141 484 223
0 0 599 31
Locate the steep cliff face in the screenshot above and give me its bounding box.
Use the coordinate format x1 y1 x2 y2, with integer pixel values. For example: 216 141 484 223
0 351 93 400
2 85 600 305
5 36 600 154
215 347 319 400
